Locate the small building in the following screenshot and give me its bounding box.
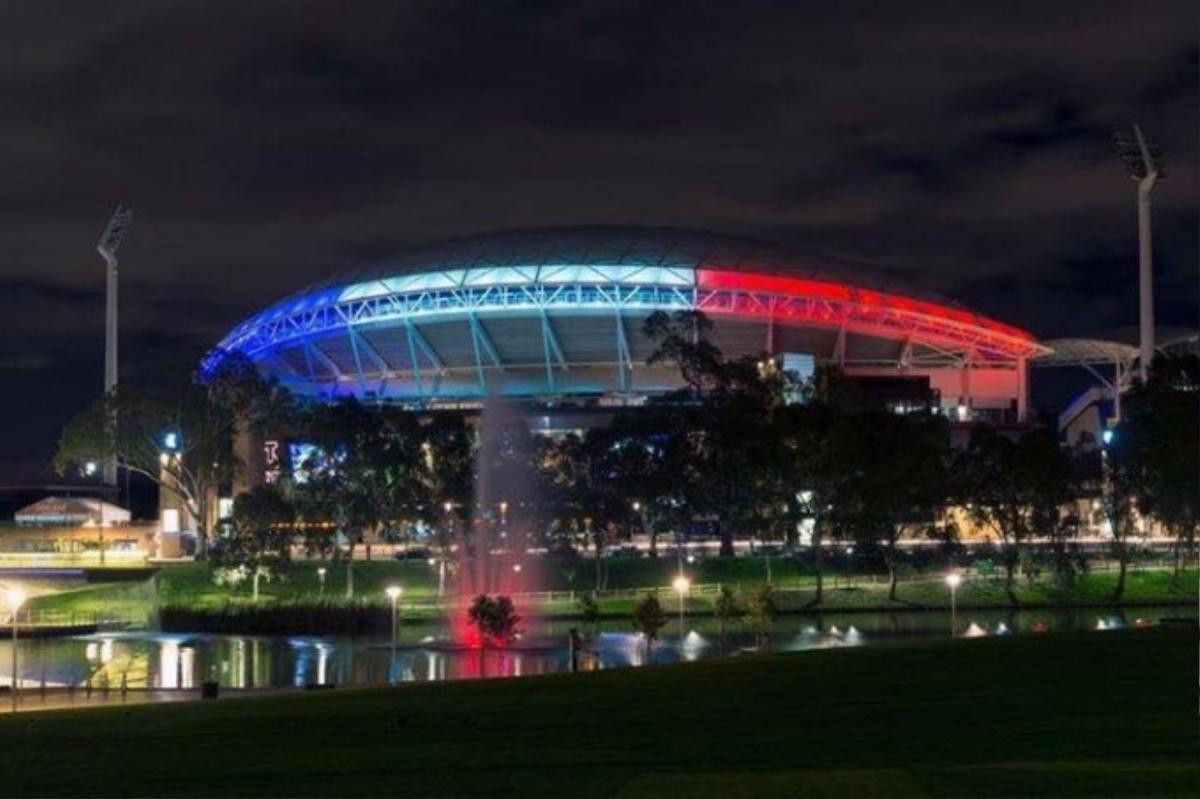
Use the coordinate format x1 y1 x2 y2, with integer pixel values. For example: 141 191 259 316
14 496 131 527
3 496 155 562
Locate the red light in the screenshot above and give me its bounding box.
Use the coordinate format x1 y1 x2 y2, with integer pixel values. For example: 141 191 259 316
696 269 1038 351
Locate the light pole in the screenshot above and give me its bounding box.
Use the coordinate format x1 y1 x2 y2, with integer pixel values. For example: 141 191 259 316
317 567 327 597
385 586 402 662
945 574 962 636
7 589 26 711
672 575 690 632
1113 125 1164 383
97 205 133 487
428 557 445 597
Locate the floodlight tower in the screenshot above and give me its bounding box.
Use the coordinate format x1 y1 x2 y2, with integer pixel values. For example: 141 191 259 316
1113 125 1164 383
97 205 134 485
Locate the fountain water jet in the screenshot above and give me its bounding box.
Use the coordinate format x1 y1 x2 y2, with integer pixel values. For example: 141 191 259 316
450 397 543 648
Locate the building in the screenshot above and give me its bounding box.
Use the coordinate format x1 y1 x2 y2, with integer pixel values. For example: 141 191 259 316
205 226 1046 423
1 495 155 563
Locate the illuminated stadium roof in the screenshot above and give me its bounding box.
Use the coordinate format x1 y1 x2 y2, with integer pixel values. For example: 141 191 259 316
205 226 1046 402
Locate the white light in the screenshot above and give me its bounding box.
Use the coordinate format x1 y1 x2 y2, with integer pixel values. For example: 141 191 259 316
163 431 179 450
84 461 97 476
385 586 402 601
1102 429 1115 446
443 501 452 513
317 567 326 577
956 404 969 421
631 501 641 512
5 588 26 612
512 564 522 573
427 558 437 566
945 574 962 589
686 554 695 564
672 575 690 595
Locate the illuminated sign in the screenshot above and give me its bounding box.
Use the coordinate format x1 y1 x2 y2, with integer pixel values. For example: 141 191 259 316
264 439 281 485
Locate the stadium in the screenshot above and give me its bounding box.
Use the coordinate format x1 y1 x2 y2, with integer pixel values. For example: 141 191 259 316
205 226 1048 423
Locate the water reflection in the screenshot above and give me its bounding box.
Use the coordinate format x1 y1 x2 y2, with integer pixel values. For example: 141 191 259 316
0 608 1187 691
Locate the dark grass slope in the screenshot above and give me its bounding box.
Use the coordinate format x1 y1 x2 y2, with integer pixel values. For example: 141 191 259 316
0 628 1195 798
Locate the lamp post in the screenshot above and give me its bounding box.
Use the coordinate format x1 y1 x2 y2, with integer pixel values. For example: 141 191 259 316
6 589 26 711
317 567 327 597
672 575 690 632
945 574 962 636
385 586 402 666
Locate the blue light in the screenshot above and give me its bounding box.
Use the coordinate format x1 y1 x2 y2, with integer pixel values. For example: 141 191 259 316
1101 429 1114 446
163 431 180 451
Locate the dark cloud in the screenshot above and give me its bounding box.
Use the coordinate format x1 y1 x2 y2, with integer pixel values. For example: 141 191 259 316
0 0 1196 474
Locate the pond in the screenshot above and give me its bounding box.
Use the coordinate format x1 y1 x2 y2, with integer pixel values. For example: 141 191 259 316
0 607 1185 691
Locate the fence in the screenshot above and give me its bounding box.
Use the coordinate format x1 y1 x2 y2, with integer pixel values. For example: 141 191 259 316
2 609 134 631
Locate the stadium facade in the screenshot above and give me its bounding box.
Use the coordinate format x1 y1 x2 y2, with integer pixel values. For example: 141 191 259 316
206 227 1048 423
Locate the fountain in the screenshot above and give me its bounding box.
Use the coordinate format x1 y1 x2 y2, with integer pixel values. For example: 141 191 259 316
450 397 543 649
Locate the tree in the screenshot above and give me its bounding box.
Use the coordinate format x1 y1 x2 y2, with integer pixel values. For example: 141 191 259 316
957 426 1072 604
744 584 777 651
575 593 601 630
713 584 742 651
602 409 687 558
645 310 786 558
631 592 668 656
292 399 387 598
1126 355 1200 588
467 594 522 646
776 396 855 607
837 412 948 603
538 431 631 591
211 484 296 601
54 354 289 557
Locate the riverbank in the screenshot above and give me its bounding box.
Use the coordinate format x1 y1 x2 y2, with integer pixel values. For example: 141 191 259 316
26 561 1197 634
0 627 1193 797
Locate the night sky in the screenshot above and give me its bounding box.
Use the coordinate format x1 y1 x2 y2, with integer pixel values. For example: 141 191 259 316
1 1 1196 480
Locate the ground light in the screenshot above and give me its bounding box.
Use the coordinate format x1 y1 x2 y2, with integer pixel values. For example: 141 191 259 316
945 573 963 636
672 575 690 630
317 567 327 596
385 586 402 664
6 588 25 710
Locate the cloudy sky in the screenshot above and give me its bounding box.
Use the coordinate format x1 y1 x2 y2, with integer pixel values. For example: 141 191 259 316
0 0 1196 478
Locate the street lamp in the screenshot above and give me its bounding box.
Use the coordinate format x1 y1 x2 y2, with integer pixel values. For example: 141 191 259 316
945 573 962 636
385 586 402 664
317 567 327 597
672 575 690 630
6 588 26 710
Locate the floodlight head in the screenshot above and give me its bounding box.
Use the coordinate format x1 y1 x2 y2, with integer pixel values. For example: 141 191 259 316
97 205 134 257
1113 126 1165 180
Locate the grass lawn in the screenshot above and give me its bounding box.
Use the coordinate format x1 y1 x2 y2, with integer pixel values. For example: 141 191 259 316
27 561 1198 630
0 627 1194 797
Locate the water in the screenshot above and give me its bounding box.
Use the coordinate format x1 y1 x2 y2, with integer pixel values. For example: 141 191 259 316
0 608 1183 691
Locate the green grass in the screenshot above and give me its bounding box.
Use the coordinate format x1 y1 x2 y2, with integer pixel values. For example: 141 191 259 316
27 561 1197 633
0 627 1194 797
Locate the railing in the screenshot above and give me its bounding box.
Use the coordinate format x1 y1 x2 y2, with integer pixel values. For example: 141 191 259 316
0 551 150 568
2 609 134 630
